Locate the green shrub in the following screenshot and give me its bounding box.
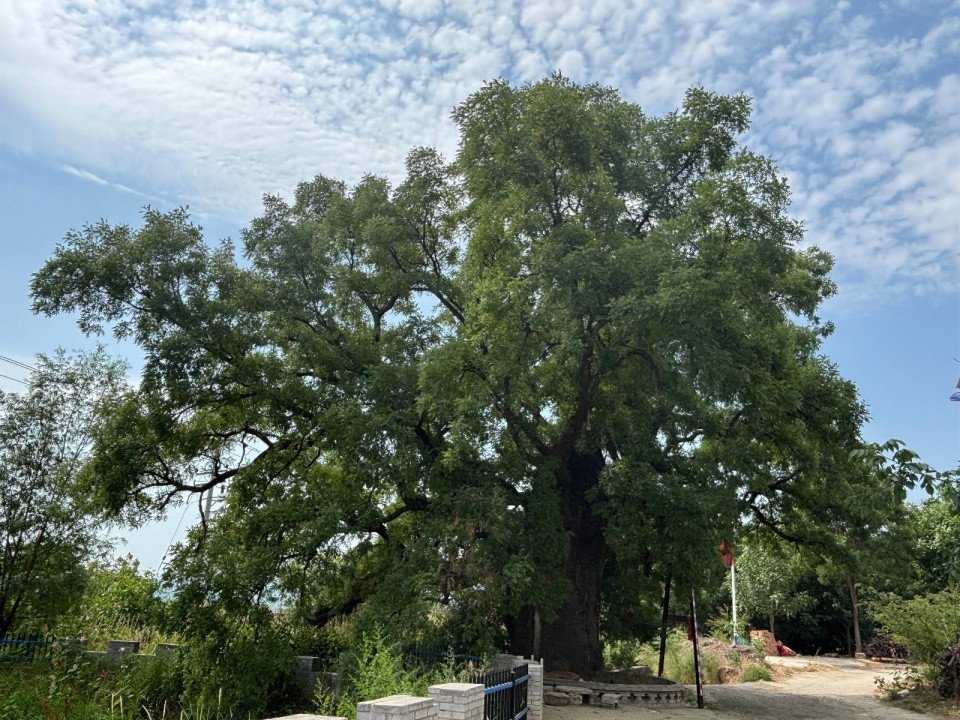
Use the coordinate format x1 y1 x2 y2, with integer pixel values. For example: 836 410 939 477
0 649 178 720
636 629 727 684
740 663 772 682
178 628 300 717
603 639 642 670
323 627 455 720
870 588 960 671
705 612 747 644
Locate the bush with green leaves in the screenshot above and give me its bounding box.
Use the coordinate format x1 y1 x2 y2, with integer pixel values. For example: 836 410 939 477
705 612 748 645
176 627 300 717
320 628 456 720
635 629 722 684
740 663 772 682
0 644 186 720
634 628 774 685
603 639 643 670
870 588 960 672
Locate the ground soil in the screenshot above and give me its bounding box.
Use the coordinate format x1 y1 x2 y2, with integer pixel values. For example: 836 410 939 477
544 655 934 720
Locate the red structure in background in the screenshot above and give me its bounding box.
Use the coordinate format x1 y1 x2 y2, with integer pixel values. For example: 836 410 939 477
719 540 735 569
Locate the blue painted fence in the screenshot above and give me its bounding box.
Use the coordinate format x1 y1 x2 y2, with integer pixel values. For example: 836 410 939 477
470 663 528 720
0 633 55 662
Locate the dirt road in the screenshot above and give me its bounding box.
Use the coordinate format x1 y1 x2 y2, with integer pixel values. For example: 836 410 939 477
545 657 928 720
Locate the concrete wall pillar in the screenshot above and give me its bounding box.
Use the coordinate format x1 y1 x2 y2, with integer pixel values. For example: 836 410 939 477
357 695 437 720
154 643 179 658
106 640 140 657
428 683 484 720
526 659 543 720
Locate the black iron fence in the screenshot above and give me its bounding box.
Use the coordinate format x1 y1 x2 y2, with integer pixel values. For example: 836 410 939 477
0 633 55 662
470 663 528 720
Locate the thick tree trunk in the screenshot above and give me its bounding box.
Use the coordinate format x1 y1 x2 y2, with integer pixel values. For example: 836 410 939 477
768 606 775 636
506 448 607 677
845 572 862 655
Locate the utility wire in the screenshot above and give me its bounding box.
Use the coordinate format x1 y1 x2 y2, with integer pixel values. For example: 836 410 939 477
157 504 191 573
0 354 37 373
0 371 26 385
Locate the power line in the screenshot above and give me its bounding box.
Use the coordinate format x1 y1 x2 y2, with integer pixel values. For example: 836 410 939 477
157 504 191 573
0 354 37 373
0 372 26 385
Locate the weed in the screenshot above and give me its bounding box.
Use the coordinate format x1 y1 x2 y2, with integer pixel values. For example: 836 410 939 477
740 664 772 682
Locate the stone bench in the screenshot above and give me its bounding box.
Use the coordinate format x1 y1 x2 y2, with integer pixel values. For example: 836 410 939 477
541 678 684 707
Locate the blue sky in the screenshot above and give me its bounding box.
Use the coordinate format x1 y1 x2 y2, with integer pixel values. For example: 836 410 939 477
0 0 957 569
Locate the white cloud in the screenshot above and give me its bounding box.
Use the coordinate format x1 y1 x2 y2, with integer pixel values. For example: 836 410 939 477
61 165 152 197
0 0 956 307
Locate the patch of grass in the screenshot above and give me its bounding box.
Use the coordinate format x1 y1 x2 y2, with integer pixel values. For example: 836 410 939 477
0 650 249 720
740 664 772 682
318 627 458 720
881 684 960 717
874 665 960 716
636 630 760 685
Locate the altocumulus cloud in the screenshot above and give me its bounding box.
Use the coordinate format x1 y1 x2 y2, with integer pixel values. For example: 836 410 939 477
0 0 956 306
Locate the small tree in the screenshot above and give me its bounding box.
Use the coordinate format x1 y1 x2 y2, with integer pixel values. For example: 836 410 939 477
735 540 814 637
0 348 126 636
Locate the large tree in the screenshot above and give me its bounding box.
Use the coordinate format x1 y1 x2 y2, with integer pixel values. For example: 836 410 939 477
31 76 865 675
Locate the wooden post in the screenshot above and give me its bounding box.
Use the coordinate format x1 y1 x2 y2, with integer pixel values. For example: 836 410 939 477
690 587 704 710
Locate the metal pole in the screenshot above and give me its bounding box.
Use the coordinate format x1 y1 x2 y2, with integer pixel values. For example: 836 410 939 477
731 560 738 646
690 587 704 710
203 487 213 522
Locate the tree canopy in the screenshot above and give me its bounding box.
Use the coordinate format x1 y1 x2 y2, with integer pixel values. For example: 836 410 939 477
0 349 126 636
32 75 872 675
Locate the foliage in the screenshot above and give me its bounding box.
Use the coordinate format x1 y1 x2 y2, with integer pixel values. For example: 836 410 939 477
937 643 960 701
863 636 908 660
875 665 927 699
603 639 643 670
32 75 872 674
636 630 720 684
853 439 955 507
871 588 960 671
912 493 960 591
0 644 183 720
55 556 171 653
876 664 960 717
0 349 127 637
175 628 300 717
740 663 772 682
733 453 949 656
82 556 164 631
704 612 747 644
0 633 296 719
1 658 179 720
321 627 456 720
733 540 814 636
